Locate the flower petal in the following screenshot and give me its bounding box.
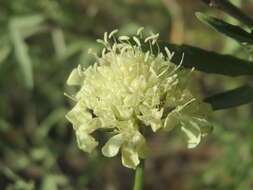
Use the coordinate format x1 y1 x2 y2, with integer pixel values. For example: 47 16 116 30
121 145 140 169
182 100 213 117
181 117 202 148
76 129 98 153
134 133 147 158
194 118 213 137
66 102 92 128
67 68 83 86
102 134 124 157
138 106 163 132
111 105 133 120
164 111 179 131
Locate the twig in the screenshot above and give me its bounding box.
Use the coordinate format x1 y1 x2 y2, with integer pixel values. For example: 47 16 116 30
201 0 253 28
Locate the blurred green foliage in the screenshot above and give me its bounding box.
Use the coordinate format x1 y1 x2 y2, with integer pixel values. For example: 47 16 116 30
0 0 252 189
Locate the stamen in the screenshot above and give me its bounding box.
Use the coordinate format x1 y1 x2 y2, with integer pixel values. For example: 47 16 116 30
88 48 97 56
113 43 118 51
88 48 100 60
112 36 118 47
151 34 159 45
96 39 107 46
167 53 184 76
93 62 98 70
133 36 141 47
102 48 106 57
150 66 157 78
173 53 184 73
156 41 160 54
177 98 196 112
149 41 153 55
158 66 169 78
77 64 83 76
144 51 150 62
137 27 144 36
109 29 119 39
120 45 131 55
118 36 130 41
104 32 108 43
64 93 77 102
164 47 175 60
144 33 159 43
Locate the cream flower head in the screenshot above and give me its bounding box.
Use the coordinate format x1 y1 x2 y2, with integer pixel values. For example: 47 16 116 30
66 28 212 169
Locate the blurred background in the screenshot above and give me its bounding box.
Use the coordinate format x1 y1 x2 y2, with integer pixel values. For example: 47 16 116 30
0 0 253 189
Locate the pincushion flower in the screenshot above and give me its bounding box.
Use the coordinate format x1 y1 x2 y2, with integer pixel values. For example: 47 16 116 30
65 28 212 169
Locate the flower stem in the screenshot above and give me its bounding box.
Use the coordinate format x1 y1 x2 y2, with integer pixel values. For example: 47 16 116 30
133 159 145 190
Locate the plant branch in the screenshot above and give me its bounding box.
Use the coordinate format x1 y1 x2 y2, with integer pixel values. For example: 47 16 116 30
133 159 145 190
201 0 253 28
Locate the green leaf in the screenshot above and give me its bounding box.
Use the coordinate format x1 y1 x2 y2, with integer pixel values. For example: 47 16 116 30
0 35 11 65
35 108 67 140
2 167 35 190
0 45 11 64
9 28 34 89
9 15 45 37
0 118 11 131
196 12 253 45
41 174 68 190
8 15 45 89
143 41 253 76
204 85 253 110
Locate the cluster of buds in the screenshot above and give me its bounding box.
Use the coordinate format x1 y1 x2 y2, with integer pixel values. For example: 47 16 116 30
66 28 212 169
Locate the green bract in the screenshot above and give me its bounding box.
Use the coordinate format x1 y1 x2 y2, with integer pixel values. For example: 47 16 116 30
66 28 213 169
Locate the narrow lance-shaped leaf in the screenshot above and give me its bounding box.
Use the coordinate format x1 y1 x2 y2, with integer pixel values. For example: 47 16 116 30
10 15 45 37
204 85 253 110
35 108 68 141
140 41 253 76
8 15 45 90
196 12 253 45
9 29 34 89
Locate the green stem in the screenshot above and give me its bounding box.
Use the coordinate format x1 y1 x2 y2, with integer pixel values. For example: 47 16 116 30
201 0 253 28
133 159 145 190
